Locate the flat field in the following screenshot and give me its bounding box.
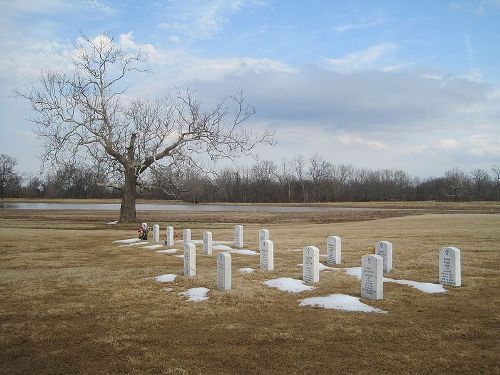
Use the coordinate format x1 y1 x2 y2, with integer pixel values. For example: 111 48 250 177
0 202 499 374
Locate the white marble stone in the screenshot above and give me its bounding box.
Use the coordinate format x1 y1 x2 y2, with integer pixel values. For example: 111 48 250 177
234 225 244 248
259 229 269 252
260 239 274 270
183 229 191 245
165 226 174 246
216 252 231 290
439 247 461 287
152 224 160 243
326 235 341 265
361 254 383 300
203 231 213 255
375 241 393 273
303 246 320 283
184 243 196 277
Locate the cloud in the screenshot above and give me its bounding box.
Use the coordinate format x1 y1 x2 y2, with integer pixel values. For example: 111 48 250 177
326 43 396 72
333 17 386 35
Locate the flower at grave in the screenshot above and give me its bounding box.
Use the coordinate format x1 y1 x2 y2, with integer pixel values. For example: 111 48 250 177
138 224 149 240
367 246 375 254
174 230 178 240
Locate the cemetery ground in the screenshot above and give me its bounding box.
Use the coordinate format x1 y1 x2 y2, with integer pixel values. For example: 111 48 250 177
0 203 499 374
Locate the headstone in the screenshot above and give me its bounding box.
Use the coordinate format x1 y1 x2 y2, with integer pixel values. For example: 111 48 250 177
375 241 393 273
216 252 231 290
260 239 274 270
165 226 174 246
326 235 341 265
184 243 196 277
203 231 213 255
153 224 160 243
361 254 383 300
259 229 269 252
183 229 191 245
439 247 461 286
234 225 244 248
303 246 320 283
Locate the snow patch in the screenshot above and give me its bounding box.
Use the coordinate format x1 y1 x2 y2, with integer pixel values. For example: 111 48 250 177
107 221 119 225
213 244 233 251
344 267 362 279
113 238 141 244
297 263 333 271
230 249 258 256
154 274 177 283
163 287 174 293
156 249 177 254
143 244 163 250
174 255 184 258
264 277 315 293
238 267 255 273
300 294 387 313
179 287 209 302
384 278 446 293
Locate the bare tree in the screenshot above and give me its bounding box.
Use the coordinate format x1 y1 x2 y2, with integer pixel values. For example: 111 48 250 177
18 34 272 221
444 168 470 201
0 154 21 200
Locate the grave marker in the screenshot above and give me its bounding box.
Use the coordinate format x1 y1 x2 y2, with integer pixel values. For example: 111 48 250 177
234 225 244 248
361 254 383 300
260 239 274 270
326 235 341 265
165 226 174 246
184 243 196 277
216 252 231 290
153 224 160 243
439 247 461 286
203 231 213 255
375 241 393 273
303 246 320 283
259 229 269 252
183 229 191 245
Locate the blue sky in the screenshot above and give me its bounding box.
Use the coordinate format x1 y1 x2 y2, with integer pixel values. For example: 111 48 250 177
1 0 499 177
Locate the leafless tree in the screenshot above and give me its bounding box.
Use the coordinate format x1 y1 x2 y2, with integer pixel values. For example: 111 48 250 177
0 154 21 200
17 34 272 221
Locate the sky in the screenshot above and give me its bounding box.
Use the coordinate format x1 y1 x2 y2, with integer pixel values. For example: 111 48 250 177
0 0 499 177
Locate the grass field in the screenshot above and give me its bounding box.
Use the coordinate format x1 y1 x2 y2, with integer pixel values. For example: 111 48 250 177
1 202 499 374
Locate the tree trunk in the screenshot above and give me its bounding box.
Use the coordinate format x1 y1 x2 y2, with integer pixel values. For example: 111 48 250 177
120 170 137 222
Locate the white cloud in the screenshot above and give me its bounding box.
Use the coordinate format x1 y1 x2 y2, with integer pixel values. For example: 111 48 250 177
327 43 396 72
381 62 413 72
333 17 386 35
436 138 460 149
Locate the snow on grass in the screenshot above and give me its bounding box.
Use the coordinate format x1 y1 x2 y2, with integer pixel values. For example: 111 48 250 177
174 255 184 258
156 249 177 254
230 249 258 256
179 287 209 302
300 294 387 313
107 221 119 225
214 240 233 245
163 287 174 293
118 242 150 248
113 238 141 244
213 244 233 251
238 267 255 273
342 267 446 294
143 244 164 250
154 274 177 283
264 277 315 293
384 278 446 293
297 263 333 271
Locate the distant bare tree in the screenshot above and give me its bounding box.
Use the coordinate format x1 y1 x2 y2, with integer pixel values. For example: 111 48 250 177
18 34 272 221
491 165 500 200
444 168 470 201
0 154 21 200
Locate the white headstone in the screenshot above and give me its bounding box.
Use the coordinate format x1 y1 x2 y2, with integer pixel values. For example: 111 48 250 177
216 252 231 290
184 243 196 277
259 229 269 252
303 246 320 283
260 239 274 270
375 241 393 273
183 229 191 245
203 231 213 255
165 226 174 246
152 224 160 243
234 225 244 248
361 254 383 300
439 247 461 286
326 235 341 265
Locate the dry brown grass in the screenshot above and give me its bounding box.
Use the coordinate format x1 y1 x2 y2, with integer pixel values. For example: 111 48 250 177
0 208 499 374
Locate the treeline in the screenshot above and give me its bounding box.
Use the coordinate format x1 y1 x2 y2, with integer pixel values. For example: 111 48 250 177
2 153 499 202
